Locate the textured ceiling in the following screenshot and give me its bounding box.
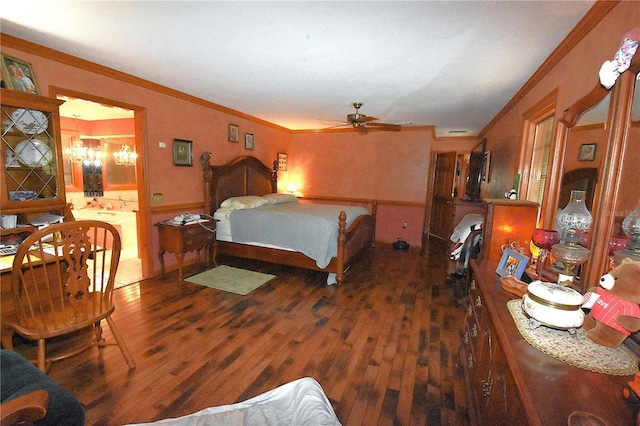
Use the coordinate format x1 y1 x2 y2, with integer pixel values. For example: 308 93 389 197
1 1 595 136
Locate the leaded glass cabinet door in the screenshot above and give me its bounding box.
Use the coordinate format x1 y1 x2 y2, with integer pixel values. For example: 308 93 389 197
1 89 66 212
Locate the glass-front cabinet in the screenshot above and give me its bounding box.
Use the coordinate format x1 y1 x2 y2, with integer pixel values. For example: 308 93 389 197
1 89 72 241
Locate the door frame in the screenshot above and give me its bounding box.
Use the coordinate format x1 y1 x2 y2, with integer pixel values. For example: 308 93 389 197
49 86 151 279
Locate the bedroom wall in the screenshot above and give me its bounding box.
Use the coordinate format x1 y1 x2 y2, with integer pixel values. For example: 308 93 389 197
1 38 293 276
1 35 462 273
479 2 639 213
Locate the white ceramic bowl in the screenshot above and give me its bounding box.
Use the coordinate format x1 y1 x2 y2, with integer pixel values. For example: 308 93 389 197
522 280 584 329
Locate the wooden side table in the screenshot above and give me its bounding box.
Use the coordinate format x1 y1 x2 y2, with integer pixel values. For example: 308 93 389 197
155 220 217 279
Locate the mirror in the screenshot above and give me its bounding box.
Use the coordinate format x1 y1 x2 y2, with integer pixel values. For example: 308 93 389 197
559 92 609 213
609 71 640 263
540 82 612 291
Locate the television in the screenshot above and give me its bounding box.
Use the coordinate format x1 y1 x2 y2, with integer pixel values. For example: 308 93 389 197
462 138 486 202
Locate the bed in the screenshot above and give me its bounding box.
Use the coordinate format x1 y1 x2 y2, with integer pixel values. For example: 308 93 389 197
201 154 375 284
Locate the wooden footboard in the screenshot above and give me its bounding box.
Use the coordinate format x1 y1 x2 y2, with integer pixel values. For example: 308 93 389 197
216 209 375 283
203 154 376 283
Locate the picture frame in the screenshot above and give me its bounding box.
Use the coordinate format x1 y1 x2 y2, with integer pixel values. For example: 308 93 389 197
481 150 491 182
244 133 254 150
173 139 193 166
1 53 40 94
278 152 288 171
228 124 239 143
496 248 529 279
578 143 597 161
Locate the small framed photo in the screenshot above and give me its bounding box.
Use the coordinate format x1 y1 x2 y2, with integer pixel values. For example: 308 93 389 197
578 143 596 161
173 139 193 166
278 152 288 171
228 124 239 143
496 248 529 279
244 133 254 150
1 53 40 94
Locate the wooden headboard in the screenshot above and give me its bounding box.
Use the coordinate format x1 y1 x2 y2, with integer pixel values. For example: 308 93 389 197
202 154 278 215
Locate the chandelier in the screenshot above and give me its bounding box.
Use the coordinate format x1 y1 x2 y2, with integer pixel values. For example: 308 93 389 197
65 140 103 166
113 145 137 167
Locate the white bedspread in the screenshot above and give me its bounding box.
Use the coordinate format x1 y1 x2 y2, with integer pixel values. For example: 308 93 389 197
228 203 368 269
126 377 341 426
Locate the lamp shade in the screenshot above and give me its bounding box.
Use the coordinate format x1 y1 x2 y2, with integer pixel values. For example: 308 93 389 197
557 190 592 243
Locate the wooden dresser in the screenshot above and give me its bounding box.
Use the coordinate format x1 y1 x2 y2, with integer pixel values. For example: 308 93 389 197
462 259 634 425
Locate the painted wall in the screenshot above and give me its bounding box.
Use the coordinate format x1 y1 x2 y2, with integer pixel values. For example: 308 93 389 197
480 2 639 209
1 37 459 273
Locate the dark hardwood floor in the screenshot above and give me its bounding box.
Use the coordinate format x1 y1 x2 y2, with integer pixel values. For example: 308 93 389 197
14 238 470 425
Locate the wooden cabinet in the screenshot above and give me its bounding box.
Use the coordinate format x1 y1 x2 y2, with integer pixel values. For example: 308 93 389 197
481 199 539 262
462 271 527 424
156 220 217 280
429 151 483 240
461 259 633 425
1 89 73 245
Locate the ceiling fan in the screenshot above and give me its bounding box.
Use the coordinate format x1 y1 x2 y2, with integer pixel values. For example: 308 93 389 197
328 102 402 132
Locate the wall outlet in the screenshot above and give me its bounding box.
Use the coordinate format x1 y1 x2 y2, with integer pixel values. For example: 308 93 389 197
152 193 163 203
402 223 408 229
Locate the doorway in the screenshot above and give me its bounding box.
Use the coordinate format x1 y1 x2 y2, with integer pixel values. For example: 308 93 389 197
52 88 148 288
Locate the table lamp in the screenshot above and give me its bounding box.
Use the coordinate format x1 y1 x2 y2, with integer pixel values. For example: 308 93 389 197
613 201 640 263
551 190 592 286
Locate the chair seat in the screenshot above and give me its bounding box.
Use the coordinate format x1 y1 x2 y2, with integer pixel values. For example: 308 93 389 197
3 295 115 340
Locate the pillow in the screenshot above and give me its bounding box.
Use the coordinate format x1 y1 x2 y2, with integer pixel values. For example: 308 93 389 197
220 195 268 209
262 193 298 205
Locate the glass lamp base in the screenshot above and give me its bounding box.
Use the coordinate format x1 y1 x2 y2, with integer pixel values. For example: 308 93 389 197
613 249 640 264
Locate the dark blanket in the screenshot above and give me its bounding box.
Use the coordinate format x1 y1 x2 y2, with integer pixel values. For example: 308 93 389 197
1 349 85 426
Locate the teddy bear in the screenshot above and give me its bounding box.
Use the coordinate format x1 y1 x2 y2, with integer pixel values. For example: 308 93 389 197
581 258 640 348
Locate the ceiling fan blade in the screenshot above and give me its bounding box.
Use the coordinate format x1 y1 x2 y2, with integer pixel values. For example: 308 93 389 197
359 115 378 123
366 122 402 131
323 123 351 130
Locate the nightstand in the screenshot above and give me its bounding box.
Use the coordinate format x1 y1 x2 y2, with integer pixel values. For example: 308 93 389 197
155 220 217 279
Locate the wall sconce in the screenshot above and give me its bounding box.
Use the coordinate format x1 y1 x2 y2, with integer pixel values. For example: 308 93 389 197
551 190 592 286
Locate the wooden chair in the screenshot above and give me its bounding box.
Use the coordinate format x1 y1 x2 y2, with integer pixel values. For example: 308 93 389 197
1 220 136 372
0 390 49 425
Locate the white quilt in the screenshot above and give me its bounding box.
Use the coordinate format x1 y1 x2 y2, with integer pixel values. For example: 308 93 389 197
126 377 341 426
227 203 368 269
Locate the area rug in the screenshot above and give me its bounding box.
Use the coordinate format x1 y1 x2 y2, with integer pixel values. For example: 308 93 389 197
186 265 275 295
507 299 639 376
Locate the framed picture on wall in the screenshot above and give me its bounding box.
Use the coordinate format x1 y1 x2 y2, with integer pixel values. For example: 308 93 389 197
244 133 254 150
228 124 239 142
278 152 288 171
0 53 40 94
173 139 193 166
578 143 596 161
